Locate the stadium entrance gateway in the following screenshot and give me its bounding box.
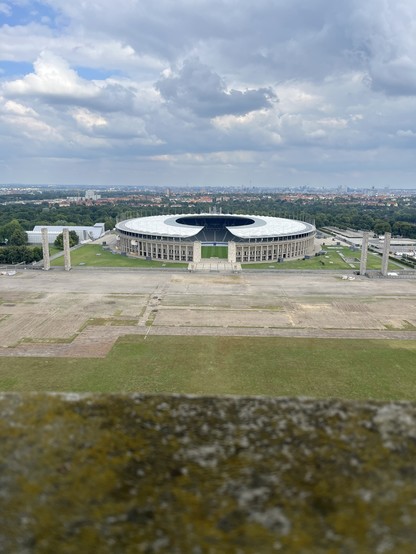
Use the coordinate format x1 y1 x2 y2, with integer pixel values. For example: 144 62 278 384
115 213 316 264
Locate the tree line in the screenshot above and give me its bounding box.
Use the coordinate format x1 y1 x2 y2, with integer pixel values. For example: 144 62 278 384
1 193 416 265
1 194 415 239
217 196 416 239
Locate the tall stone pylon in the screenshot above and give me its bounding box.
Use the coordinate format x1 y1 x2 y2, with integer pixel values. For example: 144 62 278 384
193 241 201 263
228 241 236 263
381 232 391 276
41 227 50 270
360 231 370 276
63 228 71 271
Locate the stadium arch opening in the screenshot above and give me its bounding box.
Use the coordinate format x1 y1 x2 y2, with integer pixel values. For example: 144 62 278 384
116 214 316 263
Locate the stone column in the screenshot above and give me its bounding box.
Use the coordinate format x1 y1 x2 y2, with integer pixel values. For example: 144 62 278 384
63 228 71 271
381 232 391 276
41 227 50 271
228 241 236 263
359 231 369 276
193 241 201 263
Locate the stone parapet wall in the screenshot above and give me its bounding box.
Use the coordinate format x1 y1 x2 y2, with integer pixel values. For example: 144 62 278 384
1 393 415 553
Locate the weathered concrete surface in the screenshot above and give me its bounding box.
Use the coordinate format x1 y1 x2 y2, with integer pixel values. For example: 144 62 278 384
1 393 416 553
1 270 416 358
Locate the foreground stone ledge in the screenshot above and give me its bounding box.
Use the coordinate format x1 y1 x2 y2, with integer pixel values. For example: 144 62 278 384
1 393 416 553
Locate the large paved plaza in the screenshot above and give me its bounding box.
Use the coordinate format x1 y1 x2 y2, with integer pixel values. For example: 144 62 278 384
1 269 416 357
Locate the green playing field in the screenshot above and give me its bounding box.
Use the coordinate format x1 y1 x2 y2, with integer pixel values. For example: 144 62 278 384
201 245 228 259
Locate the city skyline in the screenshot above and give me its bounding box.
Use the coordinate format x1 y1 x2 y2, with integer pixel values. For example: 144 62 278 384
1 1 416 188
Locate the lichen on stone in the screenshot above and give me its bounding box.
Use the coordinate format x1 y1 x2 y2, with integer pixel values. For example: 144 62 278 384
0 393 416 553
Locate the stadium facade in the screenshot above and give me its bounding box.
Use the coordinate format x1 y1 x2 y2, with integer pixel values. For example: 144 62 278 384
116 214 316 263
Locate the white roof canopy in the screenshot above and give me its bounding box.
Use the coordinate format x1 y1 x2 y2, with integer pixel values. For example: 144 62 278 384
116 214 315 239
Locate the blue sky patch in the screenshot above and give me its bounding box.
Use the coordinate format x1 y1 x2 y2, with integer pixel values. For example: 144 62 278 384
0 1 63 29
75 67 121 81
0 60 33 78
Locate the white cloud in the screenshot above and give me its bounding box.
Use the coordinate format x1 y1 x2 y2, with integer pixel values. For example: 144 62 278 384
4 51 99 99
72 108 107 129
0 97 61 142
277 85 324 114
396 129 416 138
0 3 11 17
316 118 348 129
3 100 37 117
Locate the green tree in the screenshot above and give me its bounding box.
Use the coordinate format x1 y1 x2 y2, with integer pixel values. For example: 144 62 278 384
0 219 23 243
9 228 28 246
104 217 115 231
0 245 38 264
54 231 79 250
32 246 43 261
392 221 416 239
373 220 391 236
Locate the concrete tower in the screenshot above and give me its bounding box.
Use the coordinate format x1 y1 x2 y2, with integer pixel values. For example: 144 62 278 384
228 241 236 263
381 232 391 276
63 228 71 271
41 227 50 271
360 231 370 276
193 241 201 263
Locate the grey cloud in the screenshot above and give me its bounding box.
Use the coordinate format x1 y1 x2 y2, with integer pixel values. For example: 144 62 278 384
12 1 416 96
2 0 416 186
47 1 368 81
368 58 416 96
347 0 416 96
34 83 136 113
90 83 136 113
156 59 277 118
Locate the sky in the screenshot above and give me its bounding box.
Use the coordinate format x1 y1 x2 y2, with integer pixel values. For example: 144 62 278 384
1 1 416 188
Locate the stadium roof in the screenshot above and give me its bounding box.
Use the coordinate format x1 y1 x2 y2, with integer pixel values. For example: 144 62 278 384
228 216 314 238
117 215 203 238
116 214 315 239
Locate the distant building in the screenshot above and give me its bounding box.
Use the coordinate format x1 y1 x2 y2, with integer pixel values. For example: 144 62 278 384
67 190 101 203
27 223 105 244
85 190 101 201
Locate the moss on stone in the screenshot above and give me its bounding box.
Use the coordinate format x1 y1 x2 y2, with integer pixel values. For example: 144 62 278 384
0 394 416 553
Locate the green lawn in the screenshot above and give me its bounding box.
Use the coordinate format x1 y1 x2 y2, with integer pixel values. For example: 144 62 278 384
48 246 61 257
51 245 187 268
201 245 228 259
49 244 404 271
243 246 402 270
1 336 415 400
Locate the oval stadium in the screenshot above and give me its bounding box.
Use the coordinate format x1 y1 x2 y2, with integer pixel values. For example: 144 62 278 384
115 214 316 264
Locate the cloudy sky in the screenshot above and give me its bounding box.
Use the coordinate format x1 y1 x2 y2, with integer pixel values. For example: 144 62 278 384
1 0 416 188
